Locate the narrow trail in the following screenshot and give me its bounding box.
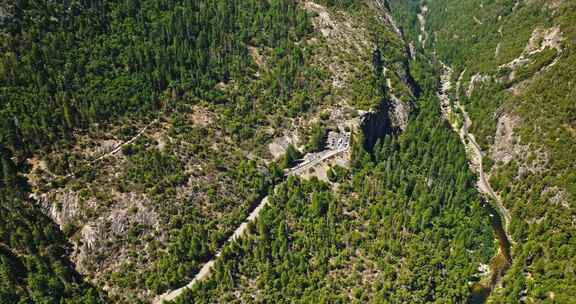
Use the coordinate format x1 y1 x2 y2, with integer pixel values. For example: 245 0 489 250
41 119 159 181
153 135 351 304
91 119 158 164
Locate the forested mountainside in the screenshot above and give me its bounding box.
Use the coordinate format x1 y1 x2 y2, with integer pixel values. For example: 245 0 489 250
1 0 416 302
172 96 496 303
389 0 576 302
1 0 573 303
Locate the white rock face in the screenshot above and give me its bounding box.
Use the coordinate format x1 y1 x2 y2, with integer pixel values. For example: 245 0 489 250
490 113 548 176
36 191 84 228
34 188 162 282
524 26 563 55
268 133 300 160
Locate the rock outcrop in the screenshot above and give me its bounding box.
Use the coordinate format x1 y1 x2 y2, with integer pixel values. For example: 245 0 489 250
360 101 397 151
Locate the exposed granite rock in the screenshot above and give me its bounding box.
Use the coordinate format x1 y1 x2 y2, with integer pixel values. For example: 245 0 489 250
0 1 12 24
34 189 163 293
490 112 548 176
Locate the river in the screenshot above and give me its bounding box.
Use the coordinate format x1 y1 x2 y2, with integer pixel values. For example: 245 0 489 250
437 64 513 302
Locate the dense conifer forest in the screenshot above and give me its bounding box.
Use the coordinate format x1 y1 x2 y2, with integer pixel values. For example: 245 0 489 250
1 0 412 301
0 0 316 156
1 0 574 303
390 0 576 301
173 97 495 303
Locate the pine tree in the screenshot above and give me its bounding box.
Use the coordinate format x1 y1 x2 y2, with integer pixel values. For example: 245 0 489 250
0 144 17 187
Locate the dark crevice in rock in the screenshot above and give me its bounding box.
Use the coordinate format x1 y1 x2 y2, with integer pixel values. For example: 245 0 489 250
361 100 398 152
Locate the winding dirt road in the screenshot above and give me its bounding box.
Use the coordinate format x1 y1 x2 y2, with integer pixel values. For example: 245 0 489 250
438 63 514 245
153 136 350 304
153 196 270 303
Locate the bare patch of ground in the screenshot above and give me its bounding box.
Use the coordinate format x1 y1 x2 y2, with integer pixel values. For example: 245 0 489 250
564 123 576 139
417 5 429 47
299 153 349 182
26 157 55 182
248 46 265 68
542 186 569 209
189 105 214 127
491 113 521 165
268 105 360 160
545 0 564 11
150 131 168 151
499 26 564 86
525 26 563 54
87 139 123 159
467 73 491 97
304 1 372 90
473 16 483 25
268 133 301 159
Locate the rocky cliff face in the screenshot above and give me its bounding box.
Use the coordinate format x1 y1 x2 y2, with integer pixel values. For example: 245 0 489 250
33 188 163 296
0 1 12 24
360 87 415 151
358 0 418 151
360 101 396 151
300 0 417 152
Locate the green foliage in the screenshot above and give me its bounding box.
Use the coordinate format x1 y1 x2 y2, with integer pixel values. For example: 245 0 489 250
0 191 104 303
280 144 302 169
0 0 314 155
124 146 187 194
511 48 557 84
0 144 17 188
327 165 348 183
0 1 322 297
173 96 494 303
140 159 273 293
393 0 576 300
305 123 327 153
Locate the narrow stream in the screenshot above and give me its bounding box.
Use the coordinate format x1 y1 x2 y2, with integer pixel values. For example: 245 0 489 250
451 71 513 302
